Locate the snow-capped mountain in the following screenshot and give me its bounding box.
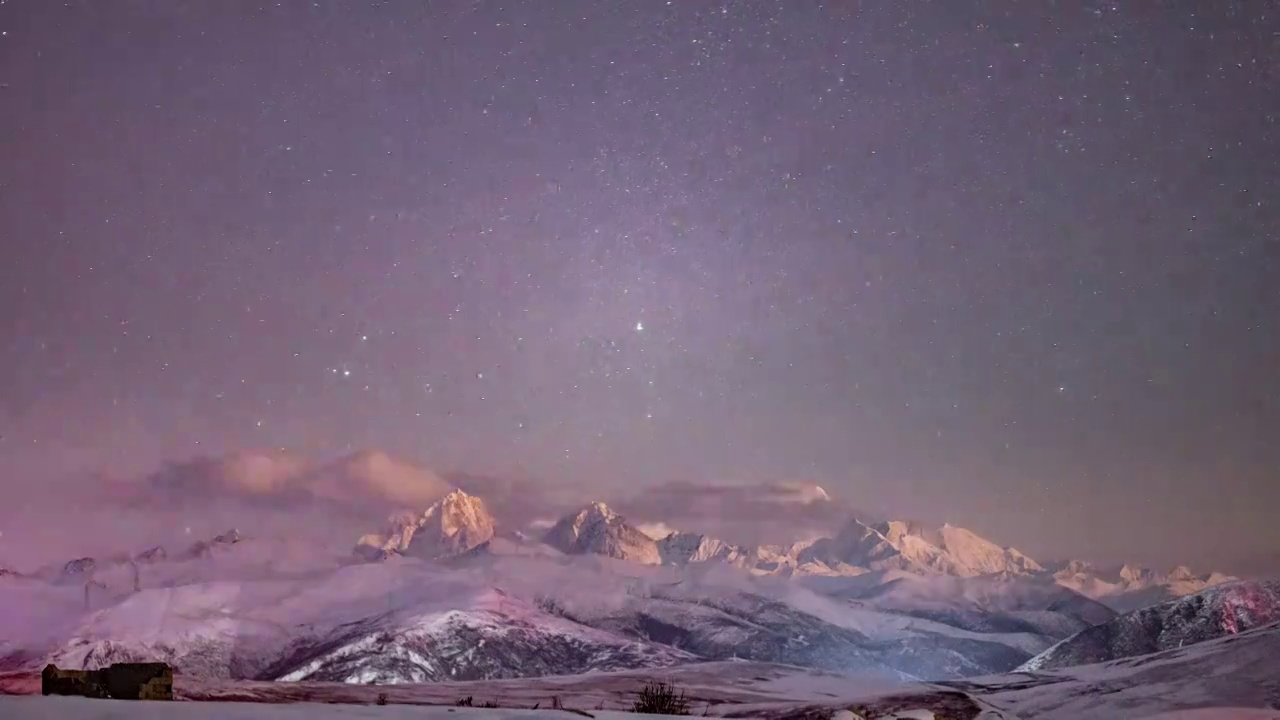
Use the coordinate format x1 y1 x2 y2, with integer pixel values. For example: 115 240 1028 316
542 503 661 565
263 588 694 684
656 532 755 566
801 519 1044 578
1049 559 1238 612
354 490 496 561
1018 579 1280 671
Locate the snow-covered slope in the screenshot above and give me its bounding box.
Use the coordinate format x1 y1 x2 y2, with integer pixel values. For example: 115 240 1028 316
543 504 661 565
1018 579 1280 671
1 539 1069 683
11 624 1276 719
6 558 693 683
15 625 1280 719
266 588 693 684
806 571 1117 642
949 621 1280 719
0 696 737 720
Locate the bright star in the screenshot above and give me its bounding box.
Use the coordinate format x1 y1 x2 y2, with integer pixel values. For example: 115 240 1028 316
635 321 644 332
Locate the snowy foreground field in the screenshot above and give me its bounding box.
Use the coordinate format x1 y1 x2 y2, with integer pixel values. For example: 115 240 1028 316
0 695 1276 720
4 623 1280 720
0 697 693 720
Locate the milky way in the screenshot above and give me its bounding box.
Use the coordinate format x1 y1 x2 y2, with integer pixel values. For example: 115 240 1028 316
0 1 1276 570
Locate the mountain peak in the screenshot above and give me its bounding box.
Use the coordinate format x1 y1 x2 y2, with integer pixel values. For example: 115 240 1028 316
354 489 495 561
1118 563 1154 583
543 502 659 564
582 501 618 520
817 517 1041 577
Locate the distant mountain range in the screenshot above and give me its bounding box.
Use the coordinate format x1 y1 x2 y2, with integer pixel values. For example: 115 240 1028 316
116 448 1241 608
0 448 1259 700
344 474 1233 615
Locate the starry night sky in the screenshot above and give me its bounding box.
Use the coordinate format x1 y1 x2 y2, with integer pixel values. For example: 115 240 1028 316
0 1 1276 571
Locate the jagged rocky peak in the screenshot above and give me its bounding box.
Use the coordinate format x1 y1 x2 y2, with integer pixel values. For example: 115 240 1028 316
355 489 496 561
1054 559 1096 576
543 501 660 565
409 489 496 557
1118 563 1155 584
657 531 750 566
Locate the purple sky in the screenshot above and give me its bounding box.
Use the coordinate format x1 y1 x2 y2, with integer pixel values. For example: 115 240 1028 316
0 1 1276 573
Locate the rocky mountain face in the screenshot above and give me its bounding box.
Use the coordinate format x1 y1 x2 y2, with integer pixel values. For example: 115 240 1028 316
1019 579 1280 671
656 532 754 566
542 503 661 565
354 490 496 561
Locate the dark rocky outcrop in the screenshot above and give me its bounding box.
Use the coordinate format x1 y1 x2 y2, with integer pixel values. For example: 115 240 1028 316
1021 579 1280 671
41 662 173 700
